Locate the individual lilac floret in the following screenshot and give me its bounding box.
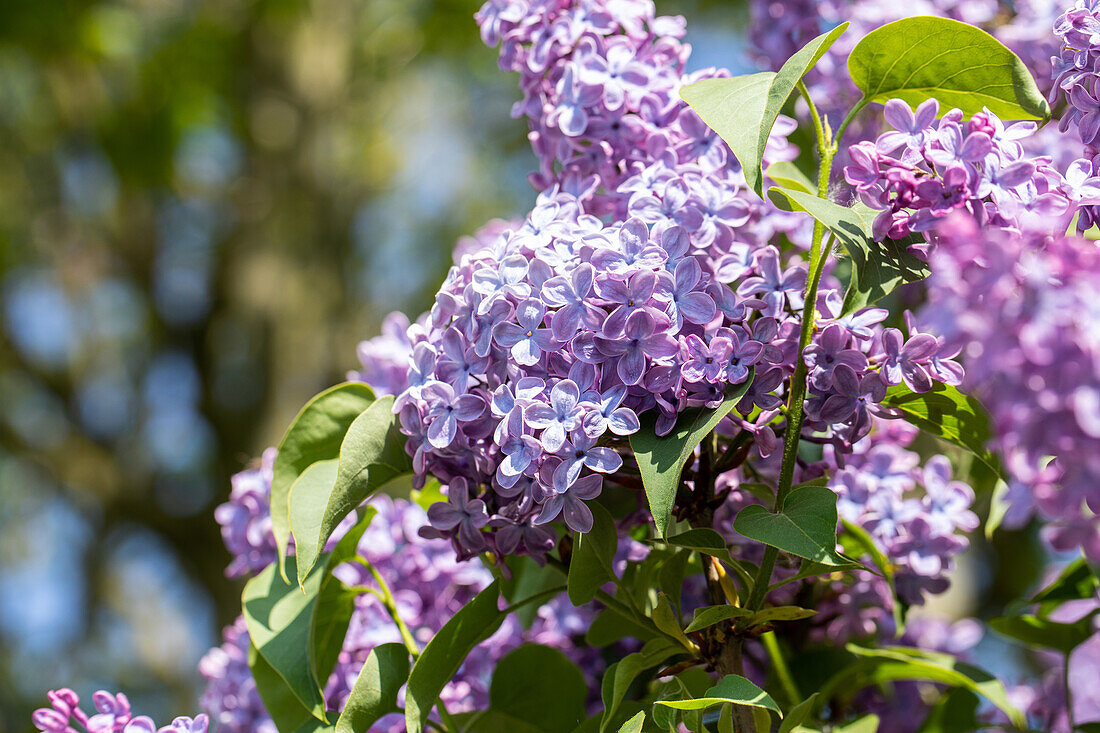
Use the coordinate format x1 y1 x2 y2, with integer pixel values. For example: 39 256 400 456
33 689 208 733
348 311 418 396
844 100 1069 240
918 214 1100 562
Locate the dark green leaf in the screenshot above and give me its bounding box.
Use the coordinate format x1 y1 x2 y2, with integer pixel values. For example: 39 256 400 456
655 675 781 716
658 549 691 615
405 581 506 732
750 606 817 626
915 688 979 733
767 188 928 314
821 645 1024 728
1032 558 1098 605
248 643 312 733
567 501 618 606
489 644 588 733
659 528 734 565
335 644 410 733
455 711 545 733
680 25 847 196
272 383 376 577
586 606 657 647
880 383 1001 477
683 604 752 633
847 16 1049 121
243 553 356 722
778 693 819 733
990 611 1098 654
599 639 681 732
733 485 851 566
294 395 409 584
503 555 564 629
630 375 753 538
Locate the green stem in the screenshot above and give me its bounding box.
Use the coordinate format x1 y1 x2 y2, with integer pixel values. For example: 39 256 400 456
502 584 568 615
834 96 868 147
745 89 841 613
357 559 422 661
762 631 802 707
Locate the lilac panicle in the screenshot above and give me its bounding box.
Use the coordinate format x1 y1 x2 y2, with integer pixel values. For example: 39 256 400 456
33 689 208 733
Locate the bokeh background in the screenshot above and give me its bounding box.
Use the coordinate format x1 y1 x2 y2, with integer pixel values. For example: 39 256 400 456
0 1 1046 730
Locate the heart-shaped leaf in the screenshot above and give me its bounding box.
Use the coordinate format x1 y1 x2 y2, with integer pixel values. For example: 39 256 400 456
292 395 410 585
630 375 754 538
271 382 376 578
335 644 410 733
680 25 848 196
733 484 851 566
848 16 1050 121
489 644 588 733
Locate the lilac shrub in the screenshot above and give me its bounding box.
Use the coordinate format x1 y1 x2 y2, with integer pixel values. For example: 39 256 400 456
29 2 1100 732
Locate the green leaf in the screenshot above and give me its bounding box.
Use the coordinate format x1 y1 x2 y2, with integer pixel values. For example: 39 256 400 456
778 693 819 733
655 675 782 717
293 395 410 585
765 161 815 195
630 375 754 538
679 25 848 196
660 529 734 565
984 479 1011 540
847 16 1050 122
567 501 618 606
915 688 979 733
653 593 695 652
272 382 376 578
599 639 682 732
456 711 545 733
405 581 506 733
821 645 1024 728
287 459 340 585
335 643 410 733
248 643 313 733
836 716 879 733
658 549 691 615
503 555 565 629
990 611 1098 654
750 606 817 626
586 606 657 647
766 188 928 314
733 485 851 566
243 552 356 722
684 604 752 633
489 644 588 733
880 383 1000 477
1032 558 1098 605
618 712 645 733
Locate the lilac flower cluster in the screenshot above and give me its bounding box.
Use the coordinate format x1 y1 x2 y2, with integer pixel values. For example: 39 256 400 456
827 421 977 612
476 0 801 218
33 689 207 733
919 215 1100 561
844 99 1069 240
1050 0 1100 231
201 458 596 733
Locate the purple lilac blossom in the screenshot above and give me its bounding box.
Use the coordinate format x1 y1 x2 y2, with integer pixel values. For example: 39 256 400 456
917 215 1100 562
33 689 208 733
844 99 1070 241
